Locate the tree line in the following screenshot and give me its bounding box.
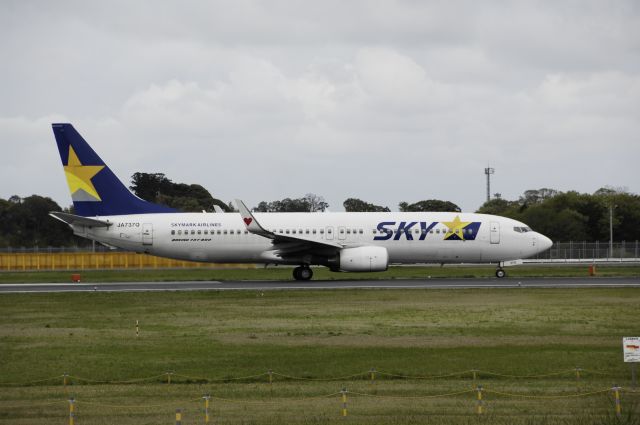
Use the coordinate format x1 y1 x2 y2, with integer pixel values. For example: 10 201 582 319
476 187 640 241
1 171 638 247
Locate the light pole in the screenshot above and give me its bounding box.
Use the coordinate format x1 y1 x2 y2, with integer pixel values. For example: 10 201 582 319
484 168 494 203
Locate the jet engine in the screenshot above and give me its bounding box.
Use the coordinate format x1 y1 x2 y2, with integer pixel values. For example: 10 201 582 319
336 246 389 272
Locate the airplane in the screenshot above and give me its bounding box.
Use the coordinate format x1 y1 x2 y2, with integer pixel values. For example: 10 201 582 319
49 123 553 280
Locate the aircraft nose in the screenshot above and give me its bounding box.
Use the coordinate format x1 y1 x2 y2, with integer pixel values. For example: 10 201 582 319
538 234 553 251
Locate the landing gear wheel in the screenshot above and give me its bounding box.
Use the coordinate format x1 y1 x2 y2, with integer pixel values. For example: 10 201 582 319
293 266 313 281
495 268 506 278
299 267 313 281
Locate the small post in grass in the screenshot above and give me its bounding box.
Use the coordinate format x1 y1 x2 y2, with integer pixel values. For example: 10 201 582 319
68 397 75 425
268 369 273 395
203 394 211 423
575 366 581 381
475 385 483 415
135 320 139 338
63 373 68 389
369 367 376 391
472 369 477 381
341 387 348 417
175 408 182 425
167 371 173 385
612 385 621 418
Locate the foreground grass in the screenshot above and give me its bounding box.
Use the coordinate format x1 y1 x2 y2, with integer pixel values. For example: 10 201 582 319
0 288 639 424
0 264 638 283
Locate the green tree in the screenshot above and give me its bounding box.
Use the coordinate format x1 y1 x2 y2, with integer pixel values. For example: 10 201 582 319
129 172 230 212
253 194 328 212
343 198 390 212
476 187 640 241
303 193 329 212
399 200 461 212
476 198 518 216
0 195 85 248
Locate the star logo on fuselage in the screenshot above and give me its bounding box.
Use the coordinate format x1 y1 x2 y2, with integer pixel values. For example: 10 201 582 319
442 215 472 240
63 146 104 202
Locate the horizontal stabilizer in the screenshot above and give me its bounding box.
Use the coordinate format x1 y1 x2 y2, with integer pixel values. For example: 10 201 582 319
49 211 111 228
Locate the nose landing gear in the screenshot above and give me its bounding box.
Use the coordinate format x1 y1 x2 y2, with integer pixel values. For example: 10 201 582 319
293 266 313 281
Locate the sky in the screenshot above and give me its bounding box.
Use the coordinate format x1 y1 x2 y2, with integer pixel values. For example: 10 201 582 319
1 1 639 212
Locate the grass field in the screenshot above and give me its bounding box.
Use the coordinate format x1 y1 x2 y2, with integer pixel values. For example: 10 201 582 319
1 287 639 424
0 264 638 283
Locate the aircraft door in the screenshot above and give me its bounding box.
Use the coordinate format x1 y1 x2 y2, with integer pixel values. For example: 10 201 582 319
142 223 153 246
490 221 500 244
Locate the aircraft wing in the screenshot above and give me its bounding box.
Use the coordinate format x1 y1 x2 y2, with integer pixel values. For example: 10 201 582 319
49 211 112 228
235 199 344 251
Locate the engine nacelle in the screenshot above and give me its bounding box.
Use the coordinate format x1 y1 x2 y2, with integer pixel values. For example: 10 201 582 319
338 246 389 272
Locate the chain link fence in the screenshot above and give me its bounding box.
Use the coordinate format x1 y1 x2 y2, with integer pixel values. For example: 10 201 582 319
532 241 639 260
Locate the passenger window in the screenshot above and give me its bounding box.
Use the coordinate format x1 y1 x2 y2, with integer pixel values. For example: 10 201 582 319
197 230 202 235
223 230 227 235
346 229 351 234
340 229 345 234
312 229 316 234
244 230 248 234
286 230 290 234
217 230 221 235
359 229 363 234
191 230 196 235
436 229 440 234
177 230 182 235
320 229 325 234
299 229 302 234
171 230 175 235
230 230 235 235
306 229 310 234
328 229 332 234
292 230 297 234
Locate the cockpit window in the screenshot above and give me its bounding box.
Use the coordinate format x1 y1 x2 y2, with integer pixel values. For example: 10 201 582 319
513 226 532 233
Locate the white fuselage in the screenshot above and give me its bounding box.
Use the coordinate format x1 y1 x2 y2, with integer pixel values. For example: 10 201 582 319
74 212 552 265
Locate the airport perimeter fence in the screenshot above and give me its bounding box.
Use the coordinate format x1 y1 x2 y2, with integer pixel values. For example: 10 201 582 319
532 241 639 261
0 251 256 271
2 368 638 423
0 241 638 271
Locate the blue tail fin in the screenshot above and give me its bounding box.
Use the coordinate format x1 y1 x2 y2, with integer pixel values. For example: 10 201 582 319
52 123 176 216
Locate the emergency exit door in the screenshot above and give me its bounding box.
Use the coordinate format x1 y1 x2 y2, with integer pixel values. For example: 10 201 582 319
490 221 500 244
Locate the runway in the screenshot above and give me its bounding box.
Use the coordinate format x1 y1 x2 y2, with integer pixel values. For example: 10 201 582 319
1 277 639 293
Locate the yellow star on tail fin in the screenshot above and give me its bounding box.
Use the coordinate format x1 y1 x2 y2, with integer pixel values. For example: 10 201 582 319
63 146 105 201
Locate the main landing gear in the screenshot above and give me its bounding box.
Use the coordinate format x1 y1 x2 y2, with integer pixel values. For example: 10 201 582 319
495 268 507 278
293 266 313 281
